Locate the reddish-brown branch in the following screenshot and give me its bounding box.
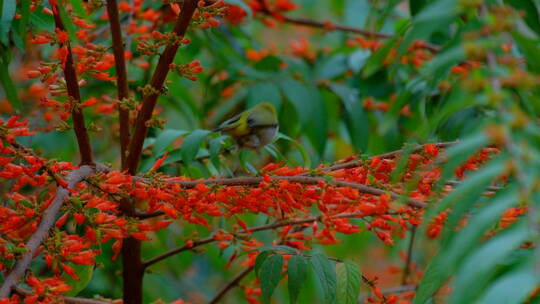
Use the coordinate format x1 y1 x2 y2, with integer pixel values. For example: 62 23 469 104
142 211 387 268
402 225 417 285
208 267 254 304
0 166 97 298
359 285 417 302
121 237 144 304
51 9 93 165
106 0 131 169
256 0 441 53
12 286 115 304
125 0 198 175
161 175 428 208
320 141 459 172
121 2 198 303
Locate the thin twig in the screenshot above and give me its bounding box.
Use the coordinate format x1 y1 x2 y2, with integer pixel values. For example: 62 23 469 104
160 175 428 208
106 0 131 169
358 285 417 303
12 286 115 304
0 166 97 297
445 179 503 192
320 141 459 172
208 267 253 304
142 211 392 268
51 3 93 165
256 0 441 53
401 226 417 285
125 0 198 174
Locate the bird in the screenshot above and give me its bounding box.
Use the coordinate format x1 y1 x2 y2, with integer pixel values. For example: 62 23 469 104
213 102 278 149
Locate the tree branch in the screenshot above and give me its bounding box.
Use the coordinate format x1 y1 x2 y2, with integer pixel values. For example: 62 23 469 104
320 141 459 172
358 285 417 303
401 226 416 285
125 0 198 175
161 175 428 208
208 267 253 304
12 286 116 304
0 166 97 297
51 4 93 165
142 211 391 268
256 0 441 53
106 0 131 169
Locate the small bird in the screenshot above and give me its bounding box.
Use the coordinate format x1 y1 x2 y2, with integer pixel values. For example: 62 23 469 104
214 102 278 149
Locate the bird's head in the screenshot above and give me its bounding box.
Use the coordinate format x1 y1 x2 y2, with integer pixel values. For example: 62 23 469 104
254 102 277 116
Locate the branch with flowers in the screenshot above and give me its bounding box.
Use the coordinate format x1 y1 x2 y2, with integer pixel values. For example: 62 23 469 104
0 111 502 303
1 0 537 303
251 0 442 52
0 165 97 298
50 0 94 165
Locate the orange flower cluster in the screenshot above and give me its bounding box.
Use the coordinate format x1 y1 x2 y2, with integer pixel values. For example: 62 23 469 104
363 95 412 116
19 0 227 130
169 60 204 81
347 38 435 68
0 115 503 303
450 61 482 78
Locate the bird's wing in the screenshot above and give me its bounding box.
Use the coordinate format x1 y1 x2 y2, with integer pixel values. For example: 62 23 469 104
246 109 277 128
214 111 251 136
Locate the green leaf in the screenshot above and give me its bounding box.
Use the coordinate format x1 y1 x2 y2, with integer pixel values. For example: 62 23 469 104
17 0 31 48
29 9 54 31
276 133 311 168
475 257 538 304
279 78 312 125
57 4 77 43
0 0 16 44
209 136 227 170
0 51 21 110
504 0 540 36
348 50 371 73
247 82 281 110
239 149 257 174
419 46 465 81
400 0 459 53
447 214 530 304
344 0 369 27
207 88 247 127
62 264 94 296
329 84 369 152
409 0 430 16
304 86 327 155
260 253 284 304
181 129 211 166
264 144 283 162
435 156 507 234
287 254 308 304
315 54 349 80
377 89 413 135
414 212 528 304
436 132 489 189
70 0 89 19
255 251 272 276
257 245 298 254
153 129 188 155
362 34 400 78
512 32 540 74
414 182 516 304
253 55 282 72
337 260 361 304
310 253 337 304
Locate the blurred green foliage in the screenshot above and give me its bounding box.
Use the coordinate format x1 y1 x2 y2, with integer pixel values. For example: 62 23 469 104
1 0 540 302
